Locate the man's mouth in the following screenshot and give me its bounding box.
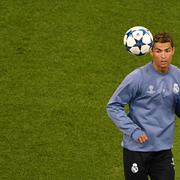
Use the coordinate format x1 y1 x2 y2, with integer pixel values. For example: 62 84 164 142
161 60 167 65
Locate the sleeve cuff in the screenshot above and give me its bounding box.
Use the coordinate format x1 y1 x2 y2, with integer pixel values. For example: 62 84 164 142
131 129 145 141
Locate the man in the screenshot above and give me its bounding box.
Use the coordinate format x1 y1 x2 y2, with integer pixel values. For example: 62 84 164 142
106 32 180 180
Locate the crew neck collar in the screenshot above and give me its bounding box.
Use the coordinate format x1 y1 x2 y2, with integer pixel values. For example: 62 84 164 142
149 62 171 75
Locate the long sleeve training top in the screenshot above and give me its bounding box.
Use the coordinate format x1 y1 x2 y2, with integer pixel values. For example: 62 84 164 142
107 62 180 152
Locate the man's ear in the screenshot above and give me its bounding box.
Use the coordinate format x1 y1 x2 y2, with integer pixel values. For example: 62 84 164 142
172 47 175 55
150 47 153 56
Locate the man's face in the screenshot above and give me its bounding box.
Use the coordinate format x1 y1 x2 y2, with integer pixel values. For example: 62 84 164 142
150 42 175 73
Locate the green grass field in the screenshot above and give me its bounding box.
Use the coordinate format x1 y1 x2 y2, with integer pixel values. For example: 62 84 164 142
1 0 180 179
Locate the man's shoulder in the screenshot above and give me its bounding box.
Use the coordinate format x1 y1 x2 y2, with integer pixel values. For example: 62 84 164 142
126 68 142 80
170 64 180 77
122 65 145 86
128 63 150 76
170 64 180 71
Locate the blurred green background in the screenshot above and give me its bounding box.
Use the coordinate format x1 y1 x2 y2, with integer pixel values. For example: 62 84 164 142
0 0 180 179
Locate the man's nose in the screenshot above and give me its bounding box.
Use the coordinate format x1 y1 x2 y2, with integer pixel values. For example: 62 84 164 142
161 51 166 58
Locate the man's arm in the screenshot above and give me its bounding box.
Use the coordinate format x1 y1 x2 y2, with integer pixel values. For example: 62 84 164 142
175 94 180 118
106 71 148 143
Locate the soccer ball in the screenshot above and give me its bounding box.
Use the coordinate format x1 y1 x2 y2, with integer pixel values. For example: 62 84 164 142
123 26 153 56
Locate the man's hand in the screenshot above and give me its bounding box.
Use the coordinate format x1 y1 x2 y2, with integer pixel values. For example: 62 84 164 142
137 134 149 144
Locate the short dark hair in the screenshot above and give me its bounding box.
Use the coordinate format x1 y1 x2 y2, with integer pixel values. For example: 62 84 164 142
152 32 174 49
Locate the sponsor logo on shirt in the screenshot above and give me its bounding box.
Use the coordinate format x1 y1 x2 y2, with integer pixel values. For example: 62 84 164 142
147 85 156 94
173 83 179 94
